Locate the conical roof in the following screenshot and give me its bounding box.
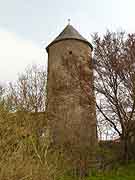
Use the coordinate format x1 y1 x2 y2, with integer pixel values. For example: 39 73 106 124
46 24 93 51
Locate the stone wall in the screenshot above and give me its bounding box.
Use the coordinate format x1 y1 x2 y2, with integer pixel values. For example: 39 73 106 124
46 39 97 151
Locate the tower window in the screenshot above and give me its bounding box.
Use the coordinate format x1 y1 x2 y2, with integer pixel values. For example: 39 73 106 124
69 51 72 55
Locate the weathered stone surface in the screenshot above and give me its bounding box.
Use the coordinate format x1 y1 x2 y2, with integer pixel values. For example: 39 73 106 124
46 38 97 148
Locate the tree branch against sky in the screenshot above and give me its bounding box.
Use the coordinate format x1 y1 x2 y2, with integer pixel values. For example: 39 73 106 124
6 65 47 112
93 31 135 160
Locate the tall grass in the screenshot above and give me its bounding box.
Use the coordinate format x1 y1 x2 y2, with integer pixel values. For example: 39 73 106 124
1 105 135 180
0 107 64 180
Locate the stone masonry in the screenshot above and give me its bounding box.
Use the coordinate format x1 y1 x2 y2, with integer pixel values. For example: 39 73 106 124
46 25 97 168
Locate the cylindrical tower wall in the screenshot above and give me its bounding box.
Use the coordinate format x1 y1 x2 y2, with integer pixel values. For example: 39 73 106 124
46 39 97 149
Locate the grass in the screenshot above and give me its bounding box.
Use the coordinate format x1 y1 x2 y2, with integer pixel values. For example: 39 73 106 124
59 163 135 180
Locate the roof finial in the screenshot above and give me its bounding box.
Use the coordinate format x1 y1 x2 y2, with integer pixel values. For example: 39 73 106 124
68 18 71 25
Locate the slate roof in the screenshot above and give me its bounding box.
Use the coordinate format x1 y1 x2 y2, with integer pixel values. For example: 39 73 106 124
46 24 93 51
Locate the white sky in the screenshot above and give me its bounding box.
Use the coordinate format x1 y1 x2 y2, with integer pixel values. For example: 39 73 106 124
0 0 135 83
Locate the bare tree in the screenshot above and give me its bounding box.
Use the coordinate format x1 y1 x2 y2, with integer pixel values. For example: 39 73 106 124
7 65 47 112
93 31 135 160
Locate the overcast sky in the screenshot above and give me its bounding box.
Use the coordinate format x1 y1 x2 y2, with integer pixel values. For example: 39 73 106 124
0 0 135 83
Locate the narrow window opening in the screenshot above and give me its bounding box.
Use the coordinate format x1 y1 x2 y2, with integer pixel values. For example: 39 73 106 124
69 51 72 55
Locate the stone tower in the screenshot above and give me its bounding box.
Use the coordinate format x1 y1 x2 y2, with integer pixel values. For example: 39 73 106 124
46 24 97 165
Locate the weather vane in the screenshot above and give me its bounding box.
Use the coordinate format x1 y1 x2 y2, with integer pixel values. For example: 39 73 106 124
68 18 71 25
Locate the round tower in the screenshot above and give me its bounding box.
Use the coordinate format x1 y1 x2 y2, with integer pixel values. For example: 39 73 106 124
46 24 97 170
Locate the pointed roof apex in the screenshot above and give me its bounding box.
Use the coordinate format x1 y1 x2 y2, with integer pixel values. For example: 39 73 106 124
46 24 93 52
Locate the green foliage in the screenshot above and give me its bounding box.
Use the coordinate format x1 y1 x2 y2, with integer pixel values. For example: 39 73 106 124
58 163 135 180
87 163 135 180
